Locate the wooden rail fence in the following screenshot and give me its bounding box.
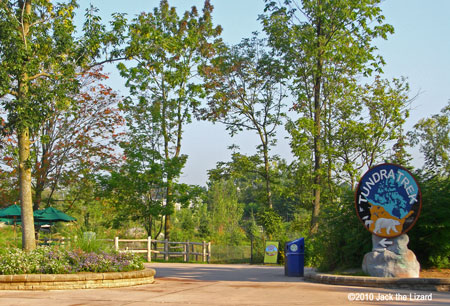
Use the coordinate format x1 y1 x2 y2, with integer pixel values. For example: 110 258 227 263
114 237 211 263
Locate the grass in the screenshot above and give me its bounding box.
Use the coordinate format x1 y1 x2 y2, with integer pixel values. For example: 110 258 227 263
0 225 22 249
331 269 370 276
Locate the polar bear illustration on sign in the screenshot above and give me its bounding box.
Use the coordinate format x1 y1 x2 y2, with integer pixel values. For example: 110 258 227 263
373 218 400 235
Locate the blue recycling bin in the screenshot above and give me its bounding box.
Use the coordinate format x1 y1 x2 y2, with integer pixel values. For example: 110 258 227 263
285 238 305 277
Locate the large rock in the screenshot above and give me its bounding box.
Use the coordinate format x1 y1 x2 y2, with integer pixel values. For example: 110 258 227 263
362 234 420 278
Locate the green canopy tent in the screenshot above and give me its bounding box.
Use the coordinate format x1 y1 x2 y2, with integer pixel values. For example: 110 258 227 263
0 204 56 224
0 204 21 219
0 205 76 241
34 207 77 241
35 207 77 222
0 204 22 239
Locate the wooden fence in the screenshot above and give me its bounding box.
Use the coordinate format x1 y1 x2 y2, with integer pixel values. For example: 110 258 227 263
37 237 69 246
114 237 211 263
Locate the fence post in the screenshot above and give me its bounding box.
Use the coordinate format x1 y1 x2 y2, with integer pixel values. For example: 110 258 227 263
202 241 207 262
114 237 119 251
183 243 187 262
186 241 190 262
164 239 169 261
207 242 211 263
147 236 152 262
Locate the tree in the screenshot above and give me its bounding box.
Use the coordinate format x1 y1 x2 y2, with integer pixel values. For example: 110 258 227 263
261 0 394 233
100 136 166 237
207 152 303 223
201 34 286 209
409 101 450 175
330 77 411 188
207 179 246 245
408 171 450 268
0 0 122 250
118 0 222 240
208 152 268 219
0 68 124 210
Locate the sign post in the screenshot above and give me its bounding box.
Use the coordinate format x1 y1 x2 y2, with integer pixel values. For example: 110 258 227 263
264 241 279 264
355 163 422 277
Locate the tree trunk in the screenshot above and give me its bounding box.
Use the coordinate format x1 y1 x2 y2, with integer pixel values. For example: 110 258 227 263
19 127 36 251
33 132 50 211
310 14 323 234
34 182 44 211
164 181 173 240
262 143 273 209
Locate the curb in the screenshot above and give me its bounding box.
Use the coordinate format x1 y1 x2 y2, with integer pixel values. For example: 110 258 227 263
304 272 450 292
0 268 156 290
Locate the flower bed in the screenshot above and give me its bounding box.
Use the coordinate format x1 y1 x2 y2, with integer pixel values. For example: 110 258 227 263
0 247 155 290
0 247 144 275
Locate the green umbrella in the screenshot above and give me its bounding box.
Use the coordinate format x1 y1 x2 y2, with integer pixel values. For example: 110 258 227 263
0 204 22 218
35 207 76 222
34 207 76 242
0 204 51 222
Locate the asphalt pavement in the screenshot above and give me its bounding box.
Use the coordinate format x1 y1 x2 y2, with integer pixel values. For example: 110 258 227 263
0 263 449 306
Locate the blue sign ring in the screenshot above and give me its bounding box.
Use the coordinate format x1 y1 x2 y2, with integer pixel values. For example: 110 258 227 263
355 163 422 238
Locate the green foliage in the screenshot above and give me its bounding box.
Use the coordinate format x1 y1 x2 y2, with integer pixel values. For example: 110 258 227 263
261 0 399 232
171 208 197 242
408 172 450 268
201 33 287 209
309 189 372 271
71 233 113 254
256 208 283 239
117 0 222 239
409 101 450 175
208 180 246 245
0 225 22 249
0 0 122 250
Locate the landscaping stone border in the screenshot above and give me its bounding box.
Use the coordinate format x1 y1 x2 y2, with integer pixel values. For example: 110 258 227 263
0 268 155 290
305 272 450 292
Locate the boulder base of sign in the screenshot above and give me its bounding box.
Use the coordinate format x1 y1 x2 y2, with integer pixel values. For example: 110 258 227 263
362 234 420 278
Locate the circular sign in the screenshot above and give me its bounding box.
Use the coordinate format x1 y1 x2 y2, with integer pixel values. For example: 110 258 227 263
355 163 421 238
265 244 278 256
289 244 298 252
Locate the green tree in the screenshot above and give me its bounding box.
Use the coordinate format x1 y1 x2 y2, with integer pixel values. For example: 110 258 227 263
0 68 124 210
0 0 81 250
0 0 125 250
100 93 167 238
208 152 267 209
408 172 450 268
261 0 395 233
207 180 246 245
330 77 411 188
409 101 450 175
201 34 287 209
406 101 450 268
118 0 222 240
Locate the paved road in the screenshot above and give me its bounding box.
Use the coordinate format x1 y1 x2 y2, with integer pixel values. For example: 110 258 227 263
0 263 449 305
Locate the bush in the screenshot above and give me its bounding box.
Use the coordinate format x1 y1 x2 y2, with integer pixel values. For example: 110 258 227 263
0 246 144 275
310 190 372 271
408 173 450 268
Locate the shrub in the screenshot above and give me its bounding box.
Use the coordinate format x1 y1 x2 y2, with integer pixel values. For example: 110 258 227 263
310 190 372 271
408 173 450 268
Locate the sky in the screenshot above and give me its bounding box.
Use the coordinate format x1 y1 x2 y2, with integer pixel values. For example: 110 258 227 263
77 0 450 186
